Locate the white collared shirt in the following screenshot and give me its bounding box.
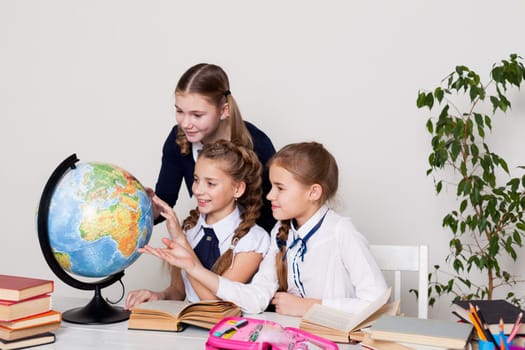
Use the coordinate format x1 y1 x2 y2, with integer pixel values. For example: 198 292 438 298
191 142 203 162
216 205 388 314
182 206 270 302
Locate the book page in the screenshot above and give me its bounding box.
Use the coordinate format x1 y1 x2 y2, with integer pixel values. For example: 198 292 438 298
302 287 392 332
129 300 240 332
355 299 400 330
303 305 354 332
132 300 191 318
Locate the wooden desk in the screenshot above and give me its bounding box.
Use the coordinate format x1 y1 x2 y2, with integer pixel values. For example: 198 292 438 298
37 296 360 349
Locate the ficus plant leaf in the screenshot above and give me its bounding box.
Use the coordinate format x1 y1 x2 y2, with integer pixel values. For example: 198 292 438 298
415 54 525 308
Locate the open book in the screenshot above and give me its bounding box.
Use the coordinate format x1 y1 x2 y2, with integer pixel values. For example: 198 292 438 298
128 299 241 332
299 287 397 343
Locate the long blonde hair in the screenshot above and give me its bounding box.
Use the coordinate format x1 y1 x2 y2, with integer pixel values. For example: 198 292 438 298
174 63 253 154
271 142 339 291
181 140 263 275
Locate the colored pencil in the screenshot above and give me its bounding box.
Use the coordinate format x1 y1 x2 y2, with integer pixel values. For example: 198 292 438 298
507 311 523 343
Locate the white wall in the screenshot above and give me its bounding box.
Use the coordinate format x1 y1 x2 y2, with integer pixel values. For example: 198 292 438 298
1 0 524 320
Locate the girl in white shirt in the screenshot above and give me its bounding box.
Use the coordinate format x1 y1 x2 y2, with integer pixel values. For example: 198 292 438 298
125 140 270 309
139 142 387 316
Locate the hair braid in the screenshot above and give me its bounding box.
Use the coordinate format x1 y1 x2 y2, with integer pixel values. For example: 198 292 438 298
275 220 291 291
182 207 200 232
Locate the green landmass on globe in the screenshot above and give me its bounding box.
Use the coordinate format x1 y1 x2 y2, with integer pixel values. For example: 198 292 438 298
46 162 153 278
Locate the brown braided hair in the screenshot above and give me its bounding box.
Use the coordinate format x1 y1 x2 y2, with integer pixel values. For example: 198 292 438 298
181 140 263 275
174 64 253 155
270 142 339 292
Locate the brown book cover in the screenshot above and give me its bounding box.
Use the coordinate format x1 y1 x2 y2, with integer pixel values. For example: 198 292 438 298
0 295 52 322
0 275 54 302
0 332 56 349
299 288 395 343
0 310 62 331
0 320 61 341
128 299 241 332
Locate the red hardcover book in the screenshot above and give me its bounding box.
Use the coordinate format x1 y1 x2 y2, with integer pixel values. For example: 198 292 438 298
0 295 52 322
0 275 54 302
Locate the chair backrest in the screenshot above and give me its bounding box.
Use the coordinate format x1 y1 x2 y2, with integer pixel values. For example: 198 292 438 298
369 244 428 319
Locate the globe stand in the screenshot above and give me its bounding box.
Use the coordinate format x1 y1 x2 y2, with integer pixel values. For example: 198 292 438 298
62 285 130 324
36 154 136 325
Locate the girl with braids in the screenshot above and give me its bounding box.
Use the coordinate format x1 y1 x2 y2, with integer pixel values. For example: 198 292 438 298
139 142 388 317
152 63 276 232
125 140 270 308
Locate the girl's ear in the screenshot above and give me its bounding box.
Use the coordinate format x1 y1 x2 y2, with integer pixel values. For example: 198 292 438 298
233 181 246 199
220 102 230 120
308 184 323 202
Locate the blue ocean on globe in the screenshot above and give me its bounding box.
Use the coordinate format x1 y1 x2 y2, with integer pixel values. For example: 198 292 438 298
47 162 153 278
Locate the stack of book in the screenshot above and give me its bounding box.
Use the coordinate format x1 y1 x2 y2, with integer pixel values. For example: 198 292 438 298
298 287 397 343
363 314 474 350
451 299 525 346
0 274 61 349
452 300 525 335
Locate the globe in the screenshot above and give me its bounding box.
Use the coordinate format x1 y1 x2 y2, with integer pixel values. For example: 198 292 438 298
37 154 153 324
48 161 153 277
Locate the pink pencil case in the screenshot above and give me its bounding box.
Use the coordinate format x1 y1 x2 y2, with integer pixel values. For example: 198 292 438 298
206 316 339 350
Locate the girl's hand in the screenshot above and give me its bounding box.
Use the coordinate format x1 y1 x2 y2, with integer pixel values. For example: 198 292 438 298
151 195 186 244
124 289 164 310
139 237 199 273
270 292 321 317
145 187 161 220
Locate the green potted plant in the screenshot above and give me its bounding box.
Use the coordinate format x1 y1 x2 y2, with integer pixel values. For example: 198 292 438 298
416 54 525 306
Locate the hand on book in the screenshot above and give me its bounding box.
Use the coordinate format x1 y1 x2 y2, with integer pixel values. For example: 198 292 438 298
271 292 321 317
125 289 165 310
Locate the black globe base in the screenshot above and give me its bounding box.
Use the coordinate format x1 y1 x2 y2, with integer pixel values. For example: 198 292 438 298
63 287 130 324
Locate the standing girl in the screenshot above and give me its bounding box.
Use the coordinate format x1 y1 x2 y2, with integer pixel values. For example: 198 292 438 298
140 142 388 316
125 140 270 308
154 63 276 232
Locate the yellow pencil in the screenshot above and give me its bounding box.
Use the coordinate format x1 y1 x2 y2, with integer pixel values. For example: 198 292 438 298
468 311 487 341
469 303 483 328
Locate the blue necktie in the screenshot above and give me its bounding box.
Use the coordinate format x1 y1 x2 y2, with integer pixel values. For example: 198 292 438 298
282 211 328 262
193 227 221 270
281 211 328 297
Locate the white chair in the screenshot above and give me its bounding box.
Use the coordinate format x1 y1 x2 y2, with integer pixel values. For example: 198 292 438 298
369 244 428 319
